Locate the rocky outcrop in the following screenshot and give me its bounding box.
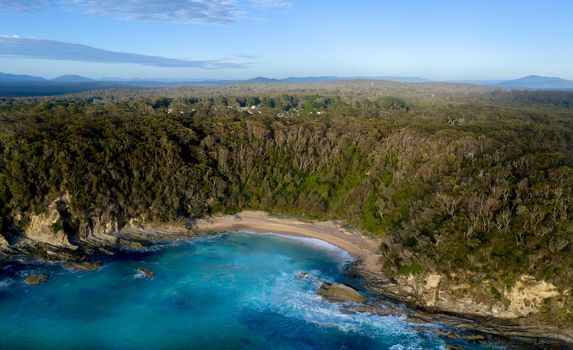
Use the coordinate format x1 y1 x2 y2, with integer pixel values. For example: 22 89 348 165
24 203 74 248
378 272 563 320
363 270 573 346
505 275 560 317
0 234 8 247
66 260 102 272
78 216 123 246
25 274 49 285
317 282 368 303
136 268 154 280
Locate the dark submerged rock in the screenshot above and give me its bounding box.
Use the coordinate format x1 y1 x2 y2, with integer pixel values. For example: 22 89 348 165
25 273 49 285
66 260 102 272
137 268 154 280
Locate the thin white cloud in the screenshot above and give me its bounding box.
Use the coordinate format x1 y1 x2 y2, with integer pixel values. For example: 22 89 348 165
250 0 290 9
69 0 240 24
0 0 51 11
0 0 292 24
0 35 249 68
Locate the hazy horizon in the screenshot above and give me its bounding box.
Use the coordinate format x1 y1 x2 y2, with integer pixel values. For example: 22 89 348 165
1 0 573 81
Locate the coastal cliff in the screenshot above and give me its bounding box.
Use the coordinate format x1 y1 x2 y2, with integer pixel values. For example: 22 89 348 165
1 88 573 347
2 207 571 347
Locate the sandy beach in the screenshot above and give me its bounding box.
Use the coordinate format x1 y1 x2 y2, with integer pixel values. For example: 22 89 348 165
191 211 384 273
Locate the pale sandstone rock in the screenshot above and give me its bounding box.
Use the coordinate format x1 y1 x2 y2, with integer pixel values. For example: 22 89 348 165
423 273 441 307
395 273 561 319
0 234 8 247
25 206 72 247
505 275 560 317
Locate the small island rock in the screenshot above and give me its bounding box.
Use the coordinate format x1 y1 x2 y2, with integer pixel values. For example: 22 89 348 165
317 282 368 303
25 274 49 286
137 268 154 280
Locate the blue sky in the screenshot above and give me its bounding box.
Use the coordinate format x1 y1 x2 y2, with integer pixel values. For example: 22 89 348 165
0 0 572 80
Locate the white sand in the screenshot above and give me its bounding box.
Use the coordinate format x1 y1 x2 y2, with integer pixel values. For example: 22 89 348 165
192 211 383 273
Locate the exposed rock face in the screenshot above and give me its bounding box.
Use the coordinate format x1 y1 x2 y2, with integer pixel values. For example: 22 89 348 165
0 234 8 247
25 274 49 285
317 282 368 303
505 275 560 317
80 216 122 244
25 204 73 248
383 272 562 320
22 196 79 248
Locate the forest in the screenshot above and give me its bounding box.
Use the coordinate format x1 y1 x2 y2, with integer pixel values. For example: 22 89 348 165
1 81 572 324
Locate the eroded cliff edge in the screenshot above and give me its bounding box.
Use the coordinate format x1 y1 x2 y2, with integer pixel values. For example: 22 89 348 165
1 202 571 348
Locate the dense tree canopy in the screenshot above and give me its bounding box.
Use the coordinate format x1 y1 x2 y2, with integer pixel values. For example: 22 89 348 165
1 83 572 316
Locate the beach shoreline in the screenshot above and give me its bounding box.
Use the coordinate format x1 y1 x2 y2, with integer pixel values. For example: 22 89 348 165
3 210 571 347
187 211 573 347
190 211 384 275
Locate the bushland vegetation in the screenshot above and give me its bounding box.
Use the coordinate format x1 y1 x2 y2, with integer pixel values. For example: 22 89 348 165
1 82 572 308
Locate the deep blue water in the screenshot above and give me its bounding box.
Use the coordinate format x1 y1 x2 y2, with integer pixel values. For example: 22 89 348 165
0 232 507 349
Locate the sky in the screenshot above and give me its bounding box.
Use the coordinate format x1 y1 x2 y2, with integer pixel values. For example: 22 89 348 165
0 0 572 80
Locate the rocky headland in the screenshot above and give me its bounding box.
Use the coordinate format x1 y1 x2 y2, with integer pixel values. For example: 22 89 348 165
1 206 571 348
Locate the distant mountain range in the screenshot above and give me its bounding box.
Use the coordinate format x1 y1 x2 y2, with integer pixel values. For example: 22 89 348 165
492 75 573 90
0 72 572 97
0 73 95 83
50 74 95 83
0 73 431 86
0 72 47 83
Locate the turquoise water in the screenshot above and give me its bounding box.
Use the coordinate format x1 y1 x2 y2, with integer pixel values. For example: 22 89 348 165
0 232 507 350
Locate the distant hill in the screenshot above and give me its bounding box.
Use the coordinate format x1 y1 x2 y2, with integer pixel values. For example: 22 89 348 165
447 79 505 85
494 75 573 90
244 77 281 84
0 72 430 87
51 75 94 83
3 71 573 97
0 72 47 83
279 76 430 83
370 76 431 83
0 72 94 84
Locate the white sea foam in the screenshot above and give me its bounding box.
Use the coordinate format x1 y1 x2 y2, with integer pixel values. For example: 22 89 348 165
240 271 431 348
0 278 15 289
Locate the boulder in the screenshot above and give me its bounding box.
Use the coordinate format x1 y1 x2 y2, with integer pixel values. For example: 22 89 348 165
317 282 368 303
137 268 154 280
66 261 102 272
25 274 49 286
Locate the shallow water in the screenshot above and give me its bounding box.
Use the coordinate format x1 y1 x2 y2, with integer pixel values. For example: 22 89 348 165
0 232 507 349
